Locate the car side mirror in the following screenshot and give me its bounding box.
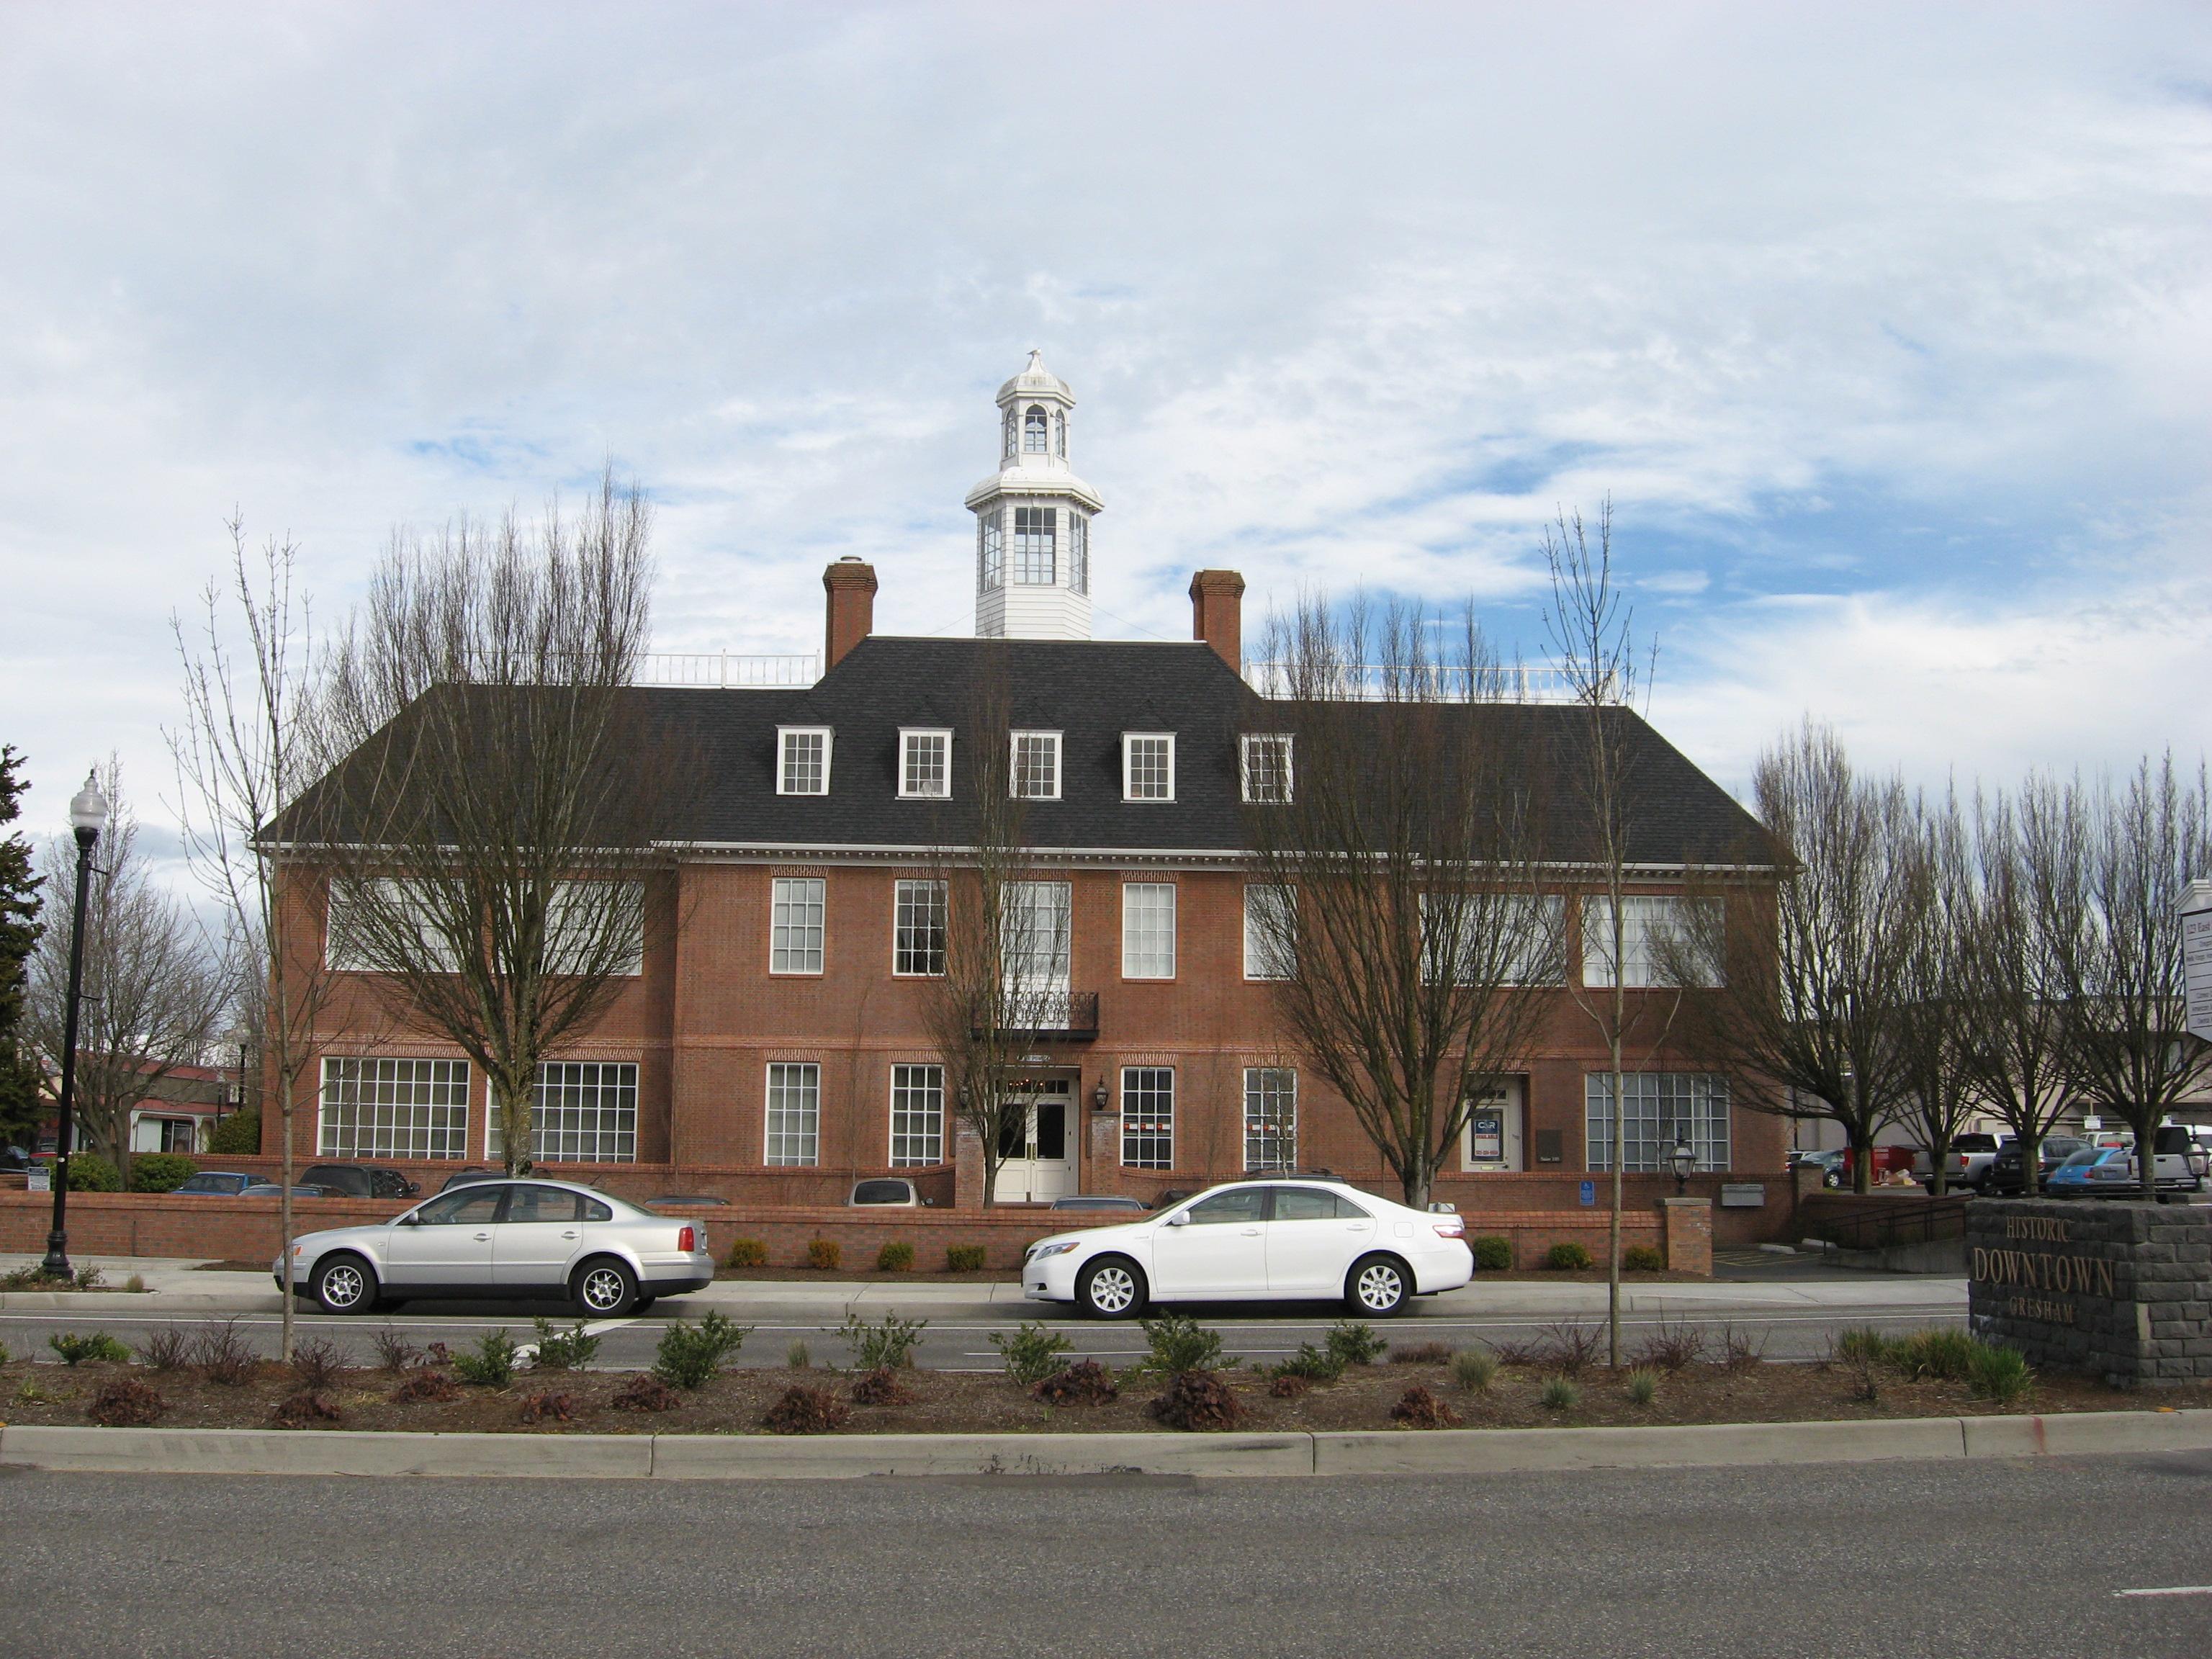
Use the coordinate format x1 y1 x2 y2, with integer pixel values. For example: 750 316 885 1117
398 1214 421 1227
1166 1212 1190 1227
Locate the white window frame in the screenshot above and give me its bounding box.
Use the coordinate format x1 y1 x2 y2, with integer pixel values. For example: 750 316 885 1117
1586 1071 1731 1173
325 876 462 974
1011 731 1062 800
889 1063 945 1166
1240 734 1294 804
1581 896 1722 989
1012 505 1056 584
778 727 832 796
770 876 827 975
892 878 946 977
318 1056 471 1161
978 510 1002 590
1122 732 1175 802
765 1062 821 1166
1120 882 1177 979
1419 891 1566 986
899 728 952 799
490 1061 639 1164
1023 404 1049 453
1068 512 1089 595
1244 884 1296 981
1243 1067 1298 1172
1120 1066 1174 1169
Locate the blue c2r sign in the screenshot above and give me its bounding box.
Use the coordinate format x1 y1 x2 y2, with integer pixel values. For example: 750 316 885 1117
1579 1180 1596 1206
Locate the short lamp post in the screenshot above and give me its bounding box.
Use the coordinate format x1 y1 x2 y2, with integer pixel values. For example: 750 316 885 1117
1669 1138 1696 1198
41 770 109 1280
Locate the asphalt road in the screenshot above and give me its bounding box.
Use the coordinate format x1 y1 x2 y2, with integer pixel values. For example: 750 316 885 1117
5 1454 2211 1658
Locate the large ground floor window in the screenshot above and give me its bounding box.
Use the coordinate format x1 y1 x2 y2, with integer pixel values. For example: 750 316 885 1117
766 1062 822 1166
890 1064 944 1166
487 1061 640 1164
319 1057 471 1160
1584 1071 1730 1172
1243 1067 1296 1172
1120 1067 1174 1169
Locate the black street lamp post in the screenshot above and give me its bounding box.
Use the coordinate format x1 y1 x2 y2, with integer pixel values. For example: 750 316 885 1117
40 770 109 1281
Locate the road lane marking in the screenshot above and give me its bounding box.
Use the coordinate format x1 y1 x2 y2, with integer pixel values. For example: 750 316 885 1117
2114 1586 2212 1599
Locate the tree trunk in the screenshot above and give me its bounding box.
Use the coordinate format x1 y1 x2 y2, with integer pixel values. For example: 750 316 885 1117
496 1075 534 1177
1607 1028 1624 1371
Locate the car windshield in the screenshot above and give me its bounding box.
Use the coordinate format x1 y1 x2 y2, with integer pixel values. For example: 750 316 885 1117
852 1180 912 1204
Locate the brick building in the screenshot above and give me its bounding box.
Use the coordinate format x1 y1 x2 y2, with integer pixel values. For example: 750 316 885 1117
274 354 1785 1234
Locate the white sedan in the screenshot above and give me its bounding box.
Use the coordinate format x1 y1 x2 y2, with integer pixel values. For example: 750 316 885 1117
1022 1177 1472 1318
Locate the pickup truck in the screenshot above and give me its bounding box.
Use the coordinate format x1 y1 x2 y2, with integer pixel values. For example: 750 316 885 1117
1910 1133 2007 1190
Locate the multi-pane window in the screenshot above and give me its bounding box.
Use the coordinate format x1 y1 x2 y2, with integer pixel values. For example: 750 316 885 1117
770 877 827 974
1055 410 1067 457
1023 404 1048 452
1123 734 1174 801
778 727 831 795
1121 882 1177 979
1585 1072 1731 1173
325 877 461 974
1011 731 1061 799
1002 408 1017 461
488 1061 638 1164
1069 513 1089 594
1241 734 1293 804
765 1062 821 1166
1002 881 1073 1021
1421 892 1567 986
1012 506 1056 583
544 881 647 976
1121 1066 1175 1169
1243 1067 1297 1172
977 511 1003 590
901 729 950 799
318 1057 469 1160
889 1063 944 1166
893 879 946 976
1581 896 1722 989
1244 884 1296 980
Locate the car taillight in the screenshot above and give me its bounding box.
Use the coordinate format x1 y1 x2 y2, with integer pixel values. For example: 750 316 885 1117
677 1226 696 1252
1433 1219 1465 1238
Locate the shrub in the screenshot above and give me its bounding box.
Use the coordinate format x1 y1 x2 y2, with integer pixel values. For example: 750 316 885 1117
1622 1245 1665 1273
1893 1328 1979 1382
73 1265 104 1290
1034 1359 1120 1406
63 1153 120 1192
726 1237 768 1269
289 1336 349 1391
842 1311 927 1372
786 1340 811 1370
390 1370 460 1404
49 1332 131 1367
518 1392 575 1424
763 1384 850 1434
1832 1326 1897 1367
453 1331 519 1388
1539 1376 1580 1411
805 1238 842 1272
1625 1367 1661 1406
207 1108 260 1156
1149 1370 1246 1431
193 1318 258 1386
1450 1349 1498 1393
654 1311 752 1389
611 1374 681 1413
1717 1323 1766 1370
945 1244 986 1272
1390 1341 1454 1365
124 1274 145 1293
531 1318 601 1371
850 1367 913 1406
1968 1343 2033 1403
1272 1343 1345 1383
1630 1318 1707 1372
271 1390 344 1427
372 1327 421 1372
1502 1321 1603 1377
128 1152 198 1193
135 1327 191 1372
1544 1242 1593 1271
876 1241 915 1272
989 1321 1073 1386
1268 1373 1311 1399
1471 1236 1513 1272
1326 1321 1388 1367
88 1377 168 1426
0 1264 49 1289
1390 1385 1461 1429
1139 1313 1228 1375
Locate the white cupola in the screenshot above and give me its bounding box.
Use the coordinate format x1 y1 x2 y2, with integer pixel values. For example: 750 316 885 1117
966 350 1104 639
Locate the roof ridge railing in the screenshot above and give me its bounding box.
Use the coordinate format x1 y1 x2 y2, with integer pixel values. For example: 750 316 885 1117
1241 662 1604 703
632 652 822 688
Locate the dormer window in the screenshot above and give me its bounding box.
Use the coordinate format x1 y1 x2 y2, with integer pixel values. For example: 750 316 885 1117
1123 733 1174 801
1023 405 1048 453
978 511 1003 591
778 727 832 795
1012 507 1056 583
900 729 951 799
1012 731 1061 800
1069 513 1089 595
1241 734 1293 803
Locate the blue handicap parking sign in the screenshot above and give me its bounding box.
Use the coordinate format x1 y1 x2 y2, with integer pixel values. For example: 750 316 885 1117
1579 1180 1596 1206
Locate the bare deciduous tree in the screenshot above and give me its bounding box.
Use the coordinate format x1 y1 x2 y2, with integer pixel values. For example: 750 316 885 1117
1243 596 1560 1213
1892 793 1980 1198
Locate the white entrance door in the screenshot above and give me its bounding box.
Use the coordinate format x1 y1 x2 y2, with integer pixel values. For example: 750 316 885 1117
995 1079 1077 1202
1462 1079 1526 1172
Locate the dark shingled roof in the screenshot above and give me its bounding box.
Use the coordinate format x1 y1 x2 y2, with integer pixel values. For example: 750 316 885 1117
289 635 1773 866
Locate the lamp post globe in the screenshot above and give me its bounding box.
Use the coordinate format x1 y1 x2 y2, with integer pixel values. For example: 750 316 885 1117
41 768 108 1280
1670 1138 1696 1197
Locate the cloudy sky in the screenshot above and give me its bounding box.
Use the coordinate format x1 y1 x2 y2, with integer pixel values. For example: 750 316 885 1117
2 1 2207 849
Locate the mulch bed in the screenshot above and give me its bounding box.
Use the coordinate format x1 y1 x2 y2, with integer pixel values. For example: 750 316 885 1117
6 1354 2203 1437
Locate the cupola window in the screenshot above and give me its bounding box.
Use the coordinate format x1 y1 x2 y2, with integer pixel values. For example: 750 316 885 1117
978 511 1003 590
1055 411 1067 457
1069 513 1089 595
1012 507 1056 583
1023 405 1049 453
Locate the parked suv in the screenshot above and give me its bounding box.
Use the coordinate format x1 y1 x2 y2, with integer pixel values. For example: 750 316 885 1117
299 1164 421 1200
1979 1136 2085 1195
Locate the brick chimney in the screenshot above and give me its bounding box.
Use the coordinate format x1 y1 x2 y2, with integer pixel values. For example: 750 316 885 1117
1188 569 1245 671
822 557 877 670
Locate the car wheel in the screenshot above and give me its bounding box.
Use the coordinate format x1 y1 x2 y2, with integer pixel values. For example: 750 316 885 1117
1346 1254 1412 1317
311 1253 379 1316
1823 1172 1842 1189
572 1256 639 1318
1076 1256 1147 1320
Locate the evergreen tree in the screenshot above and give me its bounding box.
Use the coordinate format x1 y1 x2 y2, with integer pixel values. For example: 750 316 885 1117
0 747 44 1148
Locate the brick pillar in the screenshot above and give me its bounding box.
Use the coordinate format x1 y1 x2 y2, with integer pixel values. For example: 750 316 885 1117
1189 569 1245 670
822 557 878 670
953 1120 984 1212
1660 1197 1713 1277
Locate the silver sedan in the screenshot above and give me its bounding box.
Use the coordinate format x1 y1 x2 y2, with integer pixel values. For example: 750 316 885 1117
275 1178 715 1317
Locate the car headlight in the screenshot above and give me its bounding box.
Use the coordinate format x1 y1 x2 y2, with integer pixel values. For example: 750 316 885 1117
1027 1241 1079 1264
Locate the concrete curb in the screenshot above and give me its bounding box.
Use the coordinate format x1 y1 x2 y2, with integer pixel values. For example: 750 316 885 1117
4 1410 2210 1481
